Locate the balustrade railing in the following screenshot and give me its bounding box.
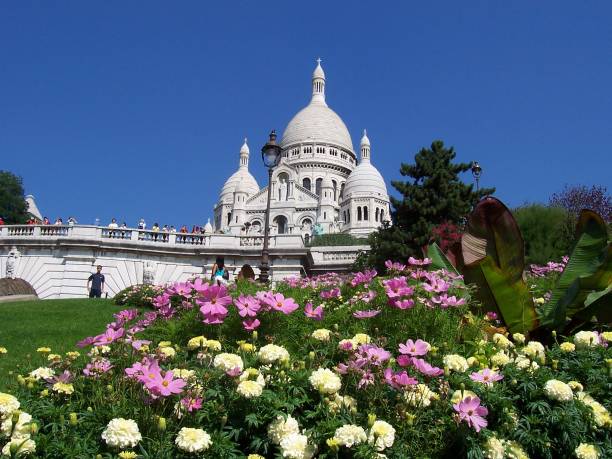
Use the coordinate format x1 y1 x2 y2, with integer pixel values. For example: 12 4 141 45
6 225 34 236
102 228 133 240
137 230 170 243
175 233 208 245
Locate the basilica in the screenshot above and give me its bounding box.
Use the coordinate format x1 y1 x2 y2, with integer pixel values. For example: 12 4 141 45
213 60 390 242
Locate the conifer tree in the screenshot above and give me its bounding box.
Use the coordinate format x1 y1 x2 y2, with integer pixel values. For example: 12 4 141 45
0 170 29 224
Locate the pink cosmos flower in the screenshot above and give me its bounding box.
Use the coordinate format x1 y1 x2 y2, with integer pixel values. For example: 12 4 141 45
422 277 451 293
192 277 209 294
77 336 96 348
320 288 341 299
170 282 193 298
235 294 260 318
304 302 324 320
408 257 432 266
242 318 261 330
383 368 418 389
226 367 242 377
131 339 151 351
114 309 138 324
148 370 186 397
383 277 413 299
391 299 415 310
197 284 232 323
152 293 171 309
396 355 412 367
353 309 381 319
94 327 124 346
83 358 113 377
358 344 391 365
385 260 406 272
266 293 299 314
453 396 488 432
470 368 504 385
431 294 466 308
255 291 275 311
180 396 203 412
485 312 498 321
399 339 430 356
358 370 375 389
411 358 444 377
350 269 378 287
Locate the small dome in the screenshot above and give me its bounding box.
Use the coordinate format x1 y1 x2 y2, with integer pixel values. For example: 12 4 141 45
281 104 354 152
360 129 370 147
313 59 325 79
204 218 213 233
343 163 388 198
240 138 249 155
220 169 259 199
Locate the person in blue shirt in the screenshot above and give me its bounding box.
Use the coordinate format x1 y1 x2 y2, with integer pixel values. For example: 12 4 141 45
210 257 229 286
87 265 105 298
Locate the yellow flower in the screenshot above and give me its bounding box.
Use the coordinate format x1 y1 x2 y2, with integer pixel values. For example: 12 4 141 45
65 351 80 360
187 336 206 350
248 455 266 459
47 353 62 362
0 347 7 354
36 347 51 354
239 342 255 352
575 443 600 459
52 382 74 395
158 341 172 347
560 342 575 353
118 452 138 459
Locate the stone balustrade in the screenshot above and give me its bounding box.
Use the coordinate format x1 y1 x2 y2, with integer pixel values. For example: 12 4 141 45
0 225 304 250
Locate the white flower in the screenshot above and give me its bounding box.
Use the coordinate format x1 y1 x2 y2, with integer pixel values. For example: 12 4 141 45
492 333 513 349
279 432 316 459
158 346 176 359
368 420 395 451
101 418 142 449
1 437 36 456
0 393 20 419
175 427 212 453
1 411 32 439
352 333 371 344
483 436 505 459
443 354 469 373
213 353 244 372
309 368 342 394
333 424 367 447
490 351 511 367
268 414 300 445
568 381 583 392
512 333 526 345
237 380 264 398
326 394 357 414
258 344 290 364
544 379 573 402
311 329 332 341
560 342 576 353
171 369 195 381
574 331 601 349
521 341 545 361
187 336 206 350
505 440 529 459
28 367 54 381
576 392 612 428
404 384 438 407
575 443 600 459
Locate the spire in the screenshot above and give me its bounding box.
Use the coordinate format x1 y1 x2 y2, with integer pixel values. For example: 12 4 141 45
311 58 327 106
239 138 249 168
360 129 371 163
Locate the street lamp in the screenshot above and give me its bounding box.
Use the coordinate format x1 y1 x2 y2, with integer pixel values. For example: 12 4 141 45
258 130 282 283
471 161 482 192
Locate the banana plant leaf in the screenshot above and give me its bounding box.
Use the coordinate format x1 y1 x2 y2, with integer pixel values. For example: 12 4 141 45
426 242 459 275
540 210 611 329
464 256 538 333
580 283 612 323
459 197 538 332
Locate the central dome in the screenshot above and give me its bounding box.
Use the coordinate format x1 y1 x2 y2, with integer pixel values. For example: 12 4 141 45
280 60 354 153
280 104 354 152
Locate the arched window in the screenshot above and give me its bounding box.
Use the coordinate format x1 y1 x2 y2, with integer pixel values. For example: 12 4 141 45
380 209 384 222
226 213 232 225
273 215 288 234
302 177 311 191
315 178 323 196
340 183 345 200
364 206 369 221
332 180 337 201
375 208 379 222
357 207 362 221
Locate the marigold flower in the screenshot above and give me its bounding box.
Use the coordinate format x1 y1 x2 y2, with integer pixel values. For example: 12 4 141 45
309 368 342 394
543 379 573 402
175 427 212 453
333 424 367 447
575 443 600 459
101 418 142 449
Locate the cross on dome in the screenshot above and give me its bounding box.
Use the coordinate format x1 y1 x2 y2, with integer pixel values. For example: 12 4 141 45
311 58 326 106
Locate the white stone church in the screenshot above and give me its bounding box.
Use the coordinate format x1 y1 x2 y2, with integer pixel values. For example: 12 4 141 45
0 60 391 298
214 60 390 241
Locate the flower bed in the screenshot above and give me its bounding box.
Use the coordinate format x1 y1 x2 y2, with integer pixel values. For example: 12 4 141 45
0 259 610 458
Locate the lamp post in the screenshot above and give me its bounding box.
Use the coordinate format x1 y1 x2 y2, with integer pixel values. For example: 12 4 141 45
258 130 282 283
471 161 482 192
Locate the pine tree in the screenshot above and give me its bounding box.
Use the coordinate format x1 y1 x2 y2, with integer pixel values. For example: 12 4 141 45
361 140 495 271
0 170 29 224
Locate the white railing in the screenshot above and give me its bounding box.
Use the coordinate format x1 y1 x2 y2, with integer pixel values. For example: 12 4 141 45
0 225 305 250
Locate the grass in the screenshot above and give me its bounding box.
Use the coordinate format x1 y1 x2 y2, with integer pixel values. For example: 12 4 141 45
0 298 124 389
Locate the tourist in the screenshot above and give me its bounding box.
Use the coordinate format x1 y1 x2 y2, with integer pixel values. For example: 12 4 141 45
0 216 4 226
87 265 105 298
108 218 118 229
54 217 63 225
138 218 146 229
170 225 176 233
67 216 77 226
211 256 229 285
43 217 50 225
151 223 160 241
180 225 188 233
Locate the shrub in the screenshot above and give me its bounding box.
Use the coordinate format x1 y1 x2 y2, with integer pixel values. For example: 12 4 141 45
113 284 164 308
513 204 569 265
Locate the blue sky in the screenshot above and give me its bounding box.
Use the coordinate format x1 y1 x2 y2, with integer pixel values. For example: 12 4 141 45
1 1 610 227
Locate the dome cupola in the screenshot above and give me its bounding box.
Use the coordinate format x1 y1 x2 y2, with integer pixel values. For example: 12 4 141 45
343 130 388 198
219 138 259 200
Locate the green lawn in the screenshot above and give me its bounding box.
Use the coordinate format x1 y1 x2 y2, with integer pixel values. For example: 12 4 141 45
0 298 124 390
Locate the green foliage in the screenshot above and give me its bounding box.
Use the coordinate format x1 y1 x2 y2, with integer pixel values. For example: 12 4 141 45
307 233 365 247
114 284 165 308
0 170 29 224
357 224 417 273
427 242 459 275
391 140 495 250
513 204 571 265
540 210 612 331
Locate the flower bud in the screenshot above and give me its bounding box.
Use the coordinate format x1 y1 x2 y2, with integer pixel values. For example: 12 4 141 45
17 375 25 386
444 366 450 377
406 413 416 426
106 384 113 392
12 410 21 425
308 351 315 360
551 330 557 338
333 323 339 331
326 437 339 452
220 415 228 427
368 413 377 427
26 381 34 390
252 331 258 340
40 389 49 397
69 412 78 426
552 359 559 370
96 455 103 459
157 416 166 432
459 383 465 390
